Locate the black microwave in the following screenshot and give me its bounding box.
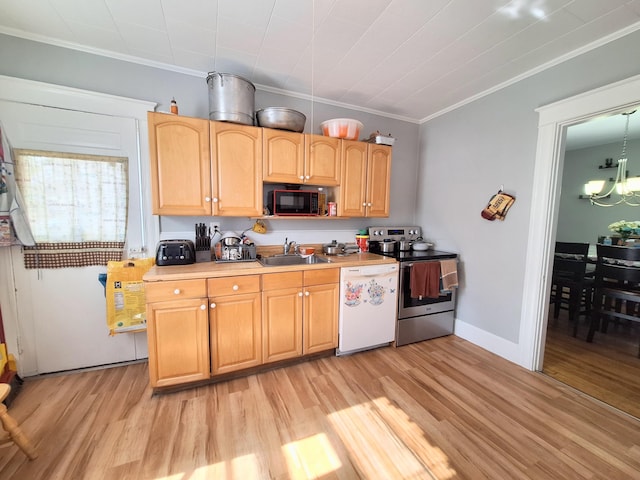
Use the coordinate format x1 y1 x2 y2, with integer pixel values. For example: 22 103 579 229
268 189 319 216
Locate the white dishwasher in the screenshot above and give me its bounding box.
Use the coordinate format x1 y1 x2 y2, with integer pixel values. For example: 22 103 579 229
337 264 399 356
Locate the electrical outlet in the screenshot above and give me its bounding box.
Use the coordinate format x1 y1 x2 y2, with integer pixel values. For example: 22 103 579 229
209 222 220 234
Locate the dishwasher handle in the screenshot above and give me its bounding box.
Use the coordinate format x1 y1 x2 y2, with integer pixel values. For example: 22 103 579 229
342 265 398 277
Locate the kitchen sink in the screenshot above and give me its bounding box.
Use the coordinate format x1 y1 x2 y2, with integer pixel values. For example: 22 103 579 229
259 254 331 267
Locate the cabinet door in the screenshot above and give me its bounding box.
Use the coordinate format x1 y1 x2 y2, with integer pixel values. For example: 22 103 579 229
262 287 303 363
303 282 339 354
210 121 263 216
262 272 303 363
146 298 209 387
148 112 211 215
305 134 341 186
263 129 305 183
210 292 262 374
365 144 392 217
337 140 368 216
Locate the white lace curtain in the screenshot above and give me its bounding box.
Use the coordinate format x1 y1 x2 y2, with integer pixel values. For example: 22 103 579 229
14 149 128 243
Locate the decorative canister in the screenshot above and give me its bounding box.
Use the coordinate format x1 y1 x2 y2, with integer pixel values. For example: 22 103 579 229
328 202 337 216
356 234 369 252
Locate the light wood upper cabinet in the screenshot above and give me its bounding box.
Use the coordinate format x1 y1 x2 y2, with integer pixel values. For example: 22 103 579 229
336 140 368 216
305 134 341 186
263 131 341 186
210 121 263 216
146 279 209 388
208 275 262 375
337 141 391 217
148 112 211 215
366 144 392 217
262 129 305 184
148 112 390 218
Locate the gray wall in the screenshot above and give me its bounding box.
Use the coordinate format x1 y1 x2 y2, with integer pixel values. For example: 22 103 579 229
557 141 640 243
418 29 640 344
4 28 640 360
0 33 420 244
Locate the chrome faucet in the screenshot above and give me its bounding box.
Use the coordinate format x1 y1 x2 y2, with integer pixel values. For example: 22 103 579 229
283 238 297 255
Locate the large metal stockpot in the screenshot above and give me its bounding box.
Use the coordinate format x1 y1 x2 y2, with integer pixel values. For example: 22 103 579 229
206 72 256 126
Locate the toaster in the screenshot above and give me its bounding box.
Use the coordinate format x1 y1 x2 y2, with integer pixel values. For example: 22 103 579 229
155 240 195 266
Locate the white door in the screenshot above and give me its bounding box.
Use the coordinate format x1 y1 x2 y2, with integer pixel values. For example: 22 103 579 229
0 100 149 374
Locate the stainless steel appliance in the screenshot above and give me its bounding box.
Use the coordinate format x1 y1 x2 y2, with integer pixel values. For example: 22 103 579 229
369 226 458 346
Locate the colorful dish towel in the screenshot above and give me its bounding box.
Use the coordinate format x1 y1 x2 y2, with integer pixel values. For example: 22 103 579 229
440 259 458 291
410 262 441 299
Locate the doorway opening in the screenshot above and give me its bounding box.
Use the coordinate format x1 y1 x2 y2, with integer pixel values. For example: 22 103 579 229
521 74 640 417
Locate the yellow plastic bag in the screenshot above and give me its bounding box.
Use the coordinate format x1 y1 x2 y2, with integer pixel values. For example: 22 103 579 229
105 258 155 335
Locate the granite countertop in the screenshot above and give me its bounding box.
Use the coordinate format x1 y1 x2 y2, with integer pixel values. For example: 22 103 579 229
143 252 397 282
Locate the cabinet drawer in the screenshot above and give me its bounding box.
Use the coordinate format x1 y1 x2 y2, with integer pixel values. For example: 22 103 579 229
304 268 339 286
262 271 303 291
145 279 207 303
208 275 261 296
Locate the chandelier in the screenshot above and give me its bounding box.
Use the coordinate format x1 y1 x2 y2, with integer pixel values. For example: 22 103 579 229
584 110 639 207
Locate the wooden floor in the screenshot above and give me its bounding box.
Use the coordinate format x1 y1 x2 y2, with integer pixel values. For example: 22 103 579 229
543 309 640 419
2 336 640 480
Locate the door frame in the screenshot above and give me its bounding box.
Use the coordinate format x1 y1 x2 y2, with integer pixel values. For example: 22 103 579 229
520 73 640 370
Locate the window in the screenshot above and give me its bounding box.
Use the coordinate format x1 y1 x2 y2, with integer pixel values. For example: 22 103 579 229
14 149 128 268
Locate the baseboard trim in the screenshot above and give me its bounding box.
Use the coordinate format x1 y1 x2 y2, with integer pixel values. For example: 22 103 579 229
454 319 525 368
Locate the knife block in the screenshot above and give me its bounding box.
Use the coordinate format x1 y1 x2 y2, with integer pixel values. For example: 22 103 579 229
196 250 212 263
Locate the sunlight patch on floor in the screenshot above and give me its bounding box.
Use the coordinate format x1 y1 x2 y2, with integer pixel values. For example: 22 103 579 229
282 432 342 478
153 453 261 480
371 396 456 479
327 396 454 479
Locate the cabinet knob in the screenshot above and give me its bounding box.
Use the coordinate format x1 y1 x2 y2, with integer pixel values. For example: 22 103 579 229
200 304 206 310
299 175 304 180
205 197 211 202
367 202 372 207
210 302 216 309
173 289 181 295
362 202 367 206
305 175 310 180
213 197 219 203
298 291 303 297
305 291 310 296
232 285 239 291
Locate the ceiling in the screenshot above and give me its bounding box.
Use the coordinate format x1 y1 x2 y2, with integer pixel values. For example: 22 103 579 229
1 0 640 125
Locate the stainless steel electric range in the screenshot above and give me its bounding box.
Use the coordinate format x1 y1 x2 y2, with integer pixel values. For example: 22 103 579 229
368 226 458 346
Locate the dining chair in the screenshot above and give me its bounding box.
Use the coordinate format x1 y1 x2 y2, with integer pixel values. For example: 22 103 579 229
0 383 37 460
549 242 593 337
587 244 640 357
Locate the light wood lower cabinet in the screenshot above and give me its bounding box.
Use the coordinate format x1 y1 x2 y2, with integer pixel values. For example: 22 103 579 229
208 275 262 375
262 272 304 363
303 269 340 354
145 280 210 388
146 269 339 388
262 268 339 361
